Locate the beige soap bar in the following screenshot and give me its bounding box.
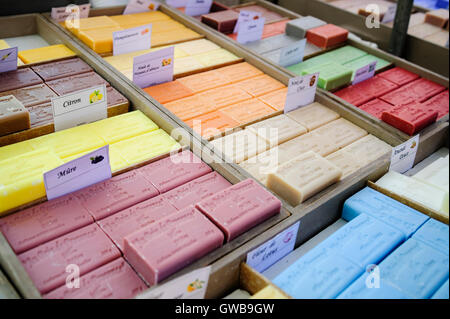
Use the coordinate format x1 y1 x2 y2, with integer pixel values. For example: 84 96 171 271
240 147 281 185
342 134 392 164
286 102 340 131
251 285 288 299
267 151 342 206
326 149 366 179
314 118 368 149
282 131 339 157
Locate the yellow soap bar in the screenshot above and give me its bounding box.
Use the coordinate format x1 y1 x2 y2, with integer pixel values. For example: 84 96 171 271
78 27 123 54
0 148 63 215
151 28 201 47
251 286 288 299
110 11 171 27
174 56 205 75
0 39 10 49
17 58 25 66
0 140 34 162
110 129 181 166
62 147 128 173
18 45 76 64
194 49 240 67
66 16 119 35
175 39 221 55
151 20 186 33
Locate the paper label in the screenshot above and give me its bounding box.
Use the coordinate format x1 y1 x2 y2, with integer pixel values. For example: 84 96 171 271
236 17 265 44
133 46 174 88
284 73 319 114
352 61 377 85
123 0 160 14
51 4 90 22
52 84 108 131
166 0 188 8
233 10 262 34
44 145 112 201
113 24 152 56
381 4 397 23
279 39 306 68
390 135 420 173
184 0 212 16
0 47 18 73
246 222 300 273
137 266 211 299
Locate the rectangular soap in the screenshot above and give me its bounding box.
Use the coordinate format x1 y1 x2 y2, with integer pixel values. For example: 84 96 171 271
408 23 443 38
413 157 449 190
218 62 264 83
238 75 285 97
377 67 420 86
425 30 450 47
177 69 232 93
432 280 450 299
325 149 366 179
0 68 43 93
107 86 128 107
19 224 120 294
0 83 58 108
322 45 368 65
285 16 327 38
425 9 449 27
193 48 240 68
313 118 368 149
302 62 353 91
123 206 224 286
306 24 349 48
164 95 217 121
219 99 277 125
412 218 449 256
286 102 340 131
359 98 394 119
380 78 446 105
344 54 391 78
187 111 239 138
281 130 339 157
197 84 253 109
143 81 193 104
201 10 239 33
0 95 30 136
0 139 33 162
422 90 449 119
341 134 392 163
31 58 92 81
239 147 280 185
18 44 76 64
46 71 110 96
174 39 220 55
27 102 53 128
66 16 119 35
257 88 288 111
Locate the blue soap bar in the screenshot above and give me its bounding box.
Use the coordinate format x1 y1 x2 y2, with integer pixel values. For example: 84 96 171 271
431 280 449 299
342 187 429 238
379 238 449 299
412 218 449 256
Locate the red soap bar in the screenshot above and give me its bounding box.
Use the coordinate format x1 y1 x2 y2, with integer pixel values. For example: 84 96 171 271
0 195 93 254
196 179 281 242
422 90 449 119
380 78 446 105
162 171 231 210
334 77 398 106
377 67 420 86
136 150 212 193
31 58 92 81
359 98 394 119
46 72 110 96
98 196 178 251
306 24 349 48
74 170 159 221
0 68 43 93
0 83 58 107
381 102 438 135
19 224 120 294
44 258 147 299
334 85 374 106
107 86 128 107
123 206 224 286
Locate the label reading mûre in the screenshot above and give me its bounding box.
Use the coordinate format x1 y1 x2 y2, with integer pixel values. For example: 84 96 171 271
389 135 420 173
185 0 213 16
133 46 174 88
284 73 319 113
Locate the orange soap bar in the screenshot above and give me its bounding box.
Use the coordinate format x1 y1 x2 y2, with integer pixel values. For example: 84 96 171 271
187 111 239 138
198 84 252 108
143 81 193 104
220 99 276 124
258 88 288 111
218 62 264 83
177 69 231 93
238 75 285 97
165 95 217 121
78 27 123 54
306 24 349 48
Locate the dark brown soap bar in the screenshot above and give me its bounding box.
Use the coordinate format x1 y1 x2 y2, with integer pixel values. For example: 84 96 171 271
0 95 30 136
107 86 128 107
0 83 58 107
46 71 110 96
201 10 239 34
31 58 93 81
0 68 43 93
27 102 53 128
234 5 284 24
210 1 230 12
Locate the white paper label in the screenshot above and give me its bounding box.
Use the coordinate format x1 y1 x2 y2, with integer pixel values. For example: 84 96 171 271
284 73 319 114
279 39 306 68
236 17 265 44
233 10 261 34
381 5 397 23
246 222 300 273
352 61 377 85
184 0 212 16
44 145 112 201
124 0 160 14
133 46 174 88
52 85 108 131
51 4 90 22
0 47 18 73
166 0 188 8
390 135 420 173
137 266 211 299
113 24 152 56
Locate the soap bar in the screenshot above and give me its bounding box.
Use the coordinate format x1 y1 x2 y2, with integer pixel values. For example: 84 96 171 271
0 68 43 93
380 78 446 105
151 28 202 48
187 111 239 138
98 196 178 251
342 187 429 237
193 49 240 68
0 83 58 108
343 54 391 78
286 53 332 75
302 62 353 91
408 23 443 38
413 157 449 190
137 150 212 193
0 95 30 136
257 88 288 111
432 280 449 299
175 39 220 55
377 67 420 86
378 238 449 299
325 149 366 179
31 58 92 81
286 102 340 131
19 224 120 294
107 86 128 107
123 206 224 286
177 69 231 93
18 45 76 64
285 16 326 38
143 81 193 104
162 172 231 210
44 258 146 299
340 134 392 163
267 151 342 206
218 62 264 83
412 218 449 256
46 71 110 96
251 286 288 299
425 30 450 47
201 10 239 33
27 102 53 128
313 118 368 149
306 24 349 48
425 9 449 27
164 95 217 121
0 140 33 162
239 147 280 185
422 90 449 119
359 99 394 119
334 85 374 107
323 45 368 65
220 99 276 125
198 84 253 109
196 179 281 241
281 130 339 157
74 170 159 221
238 75 285 97
245 34 300 55
66 16 119 35
174 56 205 75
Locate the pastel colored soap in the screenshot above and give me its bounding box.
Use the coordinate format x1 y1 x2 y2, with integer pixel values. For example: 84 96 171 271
380 78 446 105
187 111 239 139
0 95 30 136
408 23 443 38
251 286 288 299
313 118 368 149
0 68 43 93
0 83 58 108
281 130 339 157
377 67 420 86
413 157 449 191
286 102 340 131
124 206 224 286
422 90 449 119
302 62 353 91
177 69 232 93
201 10 239 33
19 224 120 294
306 24 349 48
196 179 281 242
359 98 394 119
46 72 110 96
258 88 288 111
325 149 366 179
198 84 253 109
193 49 240 68
425 30 450 47
234 5 284 24
238 75 285 97
323 45 368 65
106 86 128 107
340 134 392 164
285 16 326 38
18 44 76 64
432 280 450 299
66 16 119 35
175 39 220 55
143 81 193 104
425 9 449 27
219 99 276 125
412 218 449 256
165 95 217 121
219 62 264 83
343 54 391 78
31 57 92 81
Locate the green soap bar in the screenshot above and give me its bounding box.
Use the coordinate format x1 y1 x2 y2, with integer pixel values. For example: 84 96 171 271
344 54 391 80
302 62 353 91
286 54 332 75
321 45 368 65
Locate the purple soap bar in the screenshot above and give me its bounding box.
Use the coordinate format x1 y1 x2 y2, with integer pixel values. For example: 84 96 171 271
19 224 120 294
162 171 231 210
137 150 212 193
27 102 53 128
196 179 281 242
74 170 159 221
0 195 93 254
0 68 43 93
44 258 147 299
31 58 93 81
124 206 224 286
46 72 110 96
107 86 128 107
98 196 178 251
0 83 58 107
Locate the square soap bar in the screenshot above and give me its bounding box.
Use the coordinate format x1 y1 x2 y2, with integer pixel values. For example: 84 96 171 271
124 206 224 286
325 148 366 179
18 44 76 64
31 58 92 81
306 24 349 48
280 130 339 157
286 16 326 38
46 72 110 96
79 27 124 54
341 134 392 164
423 90 449 119
425 30 450 47
219 99 276 125
286 102 340 131
0 68 43 93
432 280 450 299
380 78 446 105
196 179 281 242
143 81 193 104
323 45 368 65
302 62 353 91
0 84 58 108
343 54 391 78
413 157 449 190
201 10 239 33
377 67 420 86
408 23 443 38
0 95 30 136
359 98 394 119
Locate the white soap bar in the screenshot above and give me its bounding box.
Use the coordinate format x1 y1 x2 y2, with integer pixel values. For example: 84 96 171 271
314 118 368 149
342 134 392 164
413 157 449 190
286 102 340 131
326 149 365 179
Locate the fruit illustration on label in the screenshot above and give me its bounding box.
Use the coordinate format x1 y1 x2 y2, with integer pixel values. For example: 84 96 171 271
90 155 104 164
89 90 103 103
1 52 12 61
162 58 172 67
141 28 150 35
148 3 155 10
187 279 205 292
411 141 417 149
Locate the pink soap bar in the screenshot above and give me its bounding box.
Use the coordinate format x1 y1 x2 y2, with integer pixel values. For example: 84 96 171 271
380 78 446 105
74 170 159 221
19 224 120 294
162 171 232 210
377 67 420 86
31 58 93 81
0 83 58 107
422 90 449 119
123 206 224 286
98 196 178 251
359 98 394 119
107 86 128 107
0 68 43 93
136 151 212 193
196 179 281 242
44 258 146 299
46 72 110 95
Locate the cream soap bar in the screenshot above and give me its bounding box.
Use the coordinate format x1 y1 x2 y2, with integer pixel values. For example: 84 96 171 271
250 285 289 299
412 157 449 191
287 102 340 131
313 118 368 149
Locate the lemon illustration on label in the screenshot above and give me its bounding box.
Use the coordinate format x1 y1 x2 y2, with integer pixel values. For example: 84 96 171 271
89 90 103 104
